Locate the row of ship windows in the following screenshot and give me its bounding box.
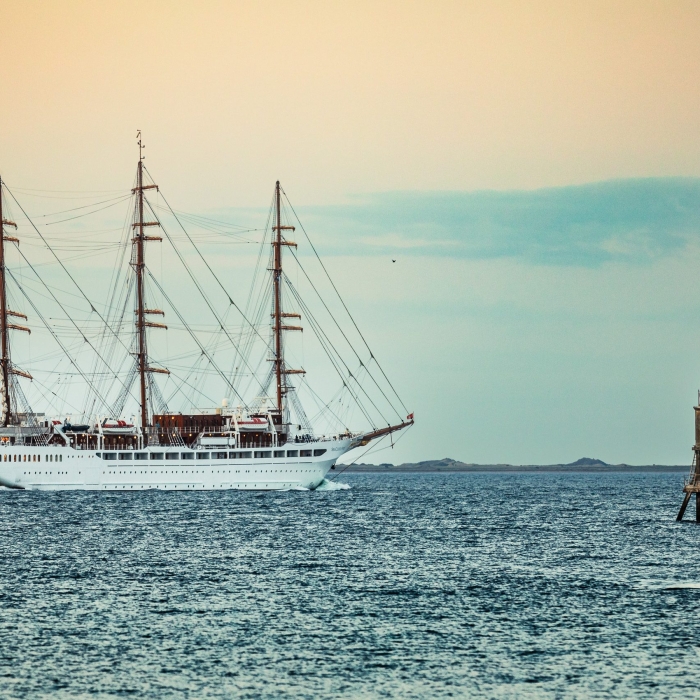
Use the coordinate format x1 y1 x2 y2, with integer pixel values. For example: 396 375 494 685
97 449 326 461
24 471 74 475
5 454 63 463
106 484 297 490
104 469 316 475
23 468 315 477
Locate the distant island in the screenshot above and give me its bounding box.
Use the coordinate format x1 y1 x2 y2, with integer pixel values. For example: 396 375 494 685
337 457 688 473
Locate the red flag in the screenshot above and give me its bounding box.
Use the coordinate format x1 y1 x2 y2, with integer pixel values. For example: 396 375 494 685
407 412 414 421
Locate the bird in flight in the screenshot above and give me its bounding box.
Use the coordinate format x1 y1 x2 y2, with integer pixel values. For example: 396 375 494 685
392 259 396 263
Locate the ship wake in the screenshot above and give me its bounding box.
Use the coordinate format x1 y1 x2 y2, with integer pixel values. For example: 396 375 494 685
314 479 351 491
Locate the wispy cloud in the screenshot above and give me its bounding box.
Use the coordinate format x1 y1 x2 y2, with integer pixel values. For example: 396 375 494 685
294 178 700 266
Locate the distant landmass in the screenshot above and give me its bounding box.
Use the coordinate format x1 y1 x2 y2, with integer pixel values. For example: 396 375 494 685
337 457 687 473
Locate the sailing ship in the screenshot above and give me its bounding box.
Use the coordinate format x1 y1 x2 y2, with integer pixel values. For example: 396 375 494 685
0 140 412 491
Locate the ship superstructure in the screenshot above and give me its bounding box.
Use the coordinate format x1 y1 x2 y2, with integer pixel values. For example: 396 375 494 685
0 139 412 491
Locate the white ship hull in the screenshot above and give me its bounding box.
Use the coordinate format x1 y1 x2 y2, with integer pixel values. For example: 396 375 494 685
0 437 360 492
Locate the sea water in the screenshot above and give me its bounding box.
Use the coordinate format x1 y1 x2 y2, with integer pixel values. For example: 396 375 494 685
0 472 698 698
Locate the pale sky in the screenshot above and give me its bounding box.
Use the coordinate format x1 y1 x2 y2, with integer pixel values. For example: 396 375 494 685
4 0 700 202
2 1 700 465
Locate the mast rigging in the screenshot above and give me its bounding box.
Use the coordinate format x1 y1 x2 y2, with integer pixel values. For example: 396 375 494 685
0 177 12 426
0 177 31 426
271 180 300 416
0 159 414 493
131 133 167 434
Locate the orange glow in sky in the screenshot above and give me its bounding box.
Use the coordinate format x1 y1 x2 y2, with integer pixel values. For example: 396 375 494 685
2 0 699 206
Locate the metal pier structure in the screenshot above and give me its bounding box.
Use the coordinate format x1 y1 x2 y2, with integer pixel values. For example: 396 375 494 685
676 401 700 522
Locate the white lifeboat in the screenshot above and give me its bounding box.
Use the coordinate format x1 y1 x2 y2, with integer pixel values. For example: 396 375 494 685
101 419 136 435
236 417 269 432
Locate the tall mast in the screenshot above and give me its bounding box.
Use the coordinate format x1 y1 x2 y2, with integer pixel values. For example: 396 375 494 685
273 182 283 412
0 178 10 426
271 181 301 417
131 133 166 435
136 149 147 431
0 178 24 427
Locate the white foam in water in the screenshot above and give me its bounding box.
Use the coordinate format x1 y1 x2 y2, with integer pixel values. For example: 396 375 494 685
314 479 351 491
664 583 700 590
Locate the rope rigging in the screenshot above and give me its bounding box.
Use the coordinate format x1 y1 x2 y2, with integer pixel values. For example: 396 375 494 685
6 268 113 413
283 189 410 416
0 169 411 451
146 269 250 408
283 277 380 428
4 183 143 414
284 248 402 424
143 168 279 381
140 188 268 399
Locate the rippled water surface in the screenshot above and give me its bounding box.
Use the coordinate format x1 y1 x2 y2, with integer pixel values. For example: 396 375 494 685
1 472 699 698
